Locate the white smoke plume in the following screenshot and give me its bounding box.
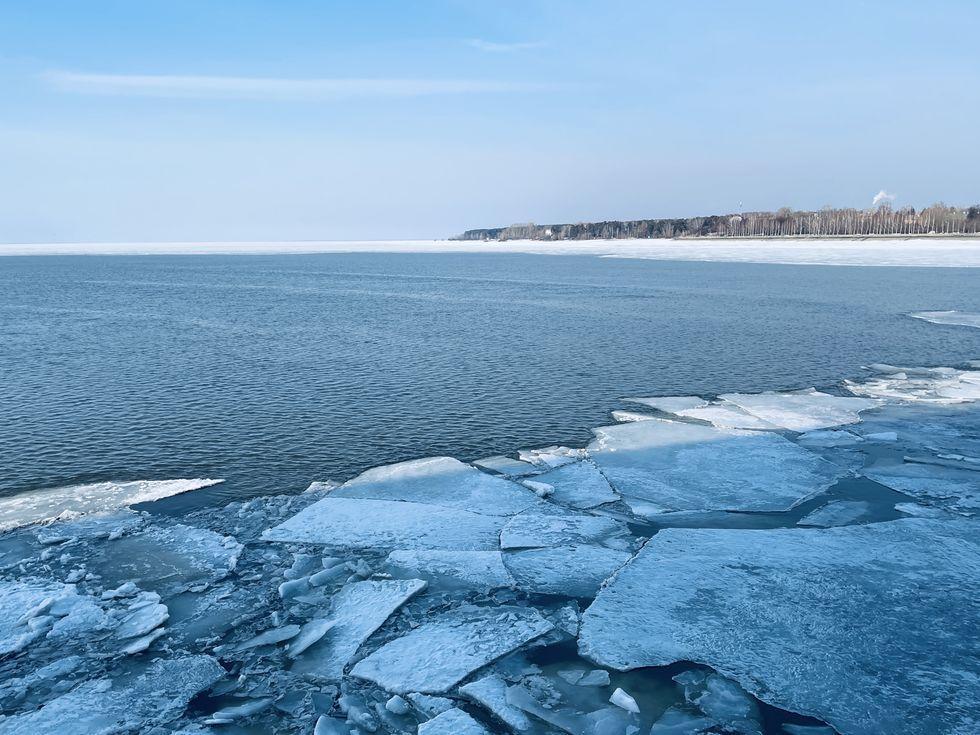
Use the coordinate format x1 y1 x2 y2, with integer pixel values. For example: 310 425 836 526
872 190 896 206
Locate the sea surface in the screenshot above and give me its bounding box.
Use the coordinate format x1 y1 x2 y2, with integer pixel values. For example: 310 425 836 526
2 253 979 509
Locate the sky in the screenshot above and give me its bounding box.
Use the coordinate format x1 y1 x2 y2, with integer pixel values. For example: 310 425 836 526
1 1 978 242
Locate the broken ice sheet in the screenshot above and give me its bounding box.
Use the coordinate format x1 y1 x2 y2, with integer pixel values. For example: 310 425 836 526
504 545 631 598
1 579 108 655
385 549 514 591
796 500 873 528
350 604 553 693
459 675 536 733
532 461 620 510
330 456 542 516
417 708 492 735
588 419 843 515
0 478 224 532
33 509 145 545
846 368 980 404
624 396 708 414
675 403 780 430
0 655 225 735
500 511 629 550
719 389 877 432
290 578 426 679
264 496 504 551
579 519 980 735
864 461 980 516
473 455 540 477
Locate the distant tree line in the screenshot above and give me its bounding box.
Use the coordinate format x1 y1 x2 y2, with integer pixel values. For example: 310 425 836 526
454 203 980 241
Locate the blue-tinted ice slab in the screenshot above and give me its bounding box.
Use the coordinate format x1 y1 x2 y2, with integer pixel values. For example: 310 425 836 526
330 456 541 516
0 479 224 532
503 545 631 597
350 605 553 693
865 462 980 516
264 497 504 551
473 455 540 477
291 578 426 679
910 310 980 328
625 396 708 413
719 389 877 432
459 675 535 732
588 419 843 514
578 519 980 735
499 512 629 550
532 461 620 510
385 549 513 590
674 404 779 430
796 500 873 527
1 580 109 655
0 655 224 735
417 708 492 735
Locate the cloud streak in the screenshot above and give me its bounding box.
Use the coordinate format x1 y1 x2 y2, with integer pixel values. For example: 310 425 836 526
465 39 546 53
41 71 545 100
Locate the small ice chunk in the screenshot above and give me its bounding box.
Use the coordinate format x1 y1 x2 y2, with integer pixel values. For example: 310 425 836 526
522 480 554 498
121 626 166 655
499 512 628 550
385 549 513 590
204 697 274 724
418 708 491 735
285 553 321 579
115 602 169 639
608 687 639 713
649 706 715 734
532 461 620 510
310 565 348 587
350 604 553 693
35 510 144 544
291 578 426 679
407 693 455 717
589 419 842 514
313 715 349 735
279 577 310 600
460 676 534 732
504 545 630 597
577 669 611 686
796 430 863 448
719 390 876 432
384 695 410 715
625 396 708 414
264 497 505 551
797 500 873 528
864 431 898 442
0 479 223 532
474 455 540 476
518 445 583 468
610 410 658 423
101 581 140 600
236 623 301 651
894 502 951 518
330 456 542 516
286 618 335 658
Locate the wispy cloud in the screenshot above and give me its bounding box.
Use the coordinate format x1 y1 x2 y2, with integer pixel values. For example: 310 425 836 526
872 189 896 206
465 39 546 53
41 71 545 100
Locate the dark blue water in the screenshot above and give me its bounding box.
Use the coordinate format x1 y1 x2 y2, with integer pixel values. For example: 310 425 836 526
2 253 978 506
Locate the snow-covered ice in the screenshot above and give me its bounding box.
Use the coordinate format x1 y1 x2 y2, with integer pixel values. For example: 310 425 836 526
503 545 631 597
460 675 535 732
675 403 779 429
473 455 540 477
719 389 877 431
0 478 223 532
579 519 980 735
417 707 492 734
264 496 505 550
350 605 553 693
588 419 843 514
385 549 513 590
330 456 541 516
864 462 979 516
530 461 620 509
499 511 629 550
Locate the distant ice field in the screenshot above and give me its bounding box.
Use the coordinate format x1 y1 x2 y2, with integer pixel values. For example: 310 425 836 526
1 252 979 506
4 237 980 267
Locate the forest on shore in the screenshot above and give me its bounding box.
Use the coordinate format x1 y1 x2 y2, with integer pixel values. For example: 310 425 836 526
455 203 980 241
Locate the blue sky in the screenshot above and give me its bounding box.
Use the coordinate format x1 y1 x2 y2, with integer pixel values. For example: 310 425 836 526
1 1 978 242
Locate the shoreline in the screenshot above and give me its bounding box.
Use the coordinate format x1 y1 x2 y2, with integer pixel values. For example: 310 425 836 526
3 236 980 267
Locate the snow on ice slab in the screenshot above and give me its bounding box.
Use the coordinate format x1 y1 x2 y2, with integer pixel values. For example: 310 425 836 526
350 604 554 693
587 420 842 514
499 512 629 550
578 519 980 735
719 390 877 432
846 369 980 404
417 708 492 735
864 463 980 516
0 478 223 531
1 655 225 735
910 310 980 328
330 456 541 516
532 461 620 510
385 549 513 590
290 578 426 679
503 545 631 597
473 455 540 477
676 403 779 430
264 496 504 551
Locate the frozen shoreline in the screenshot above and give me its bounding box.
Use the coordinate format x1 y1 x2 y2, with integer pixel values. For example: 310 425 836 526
4 237 980 266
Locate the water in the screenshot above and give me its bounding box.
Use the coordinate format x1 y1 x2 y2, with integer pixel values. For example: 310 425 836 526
2 253 978 507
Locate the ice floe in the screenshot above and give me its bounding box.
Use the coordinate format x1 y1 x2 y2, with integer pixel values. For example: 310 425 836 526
579 518 980 735
503 545 631 597
460 675 535 732
588 419 843 515
473 455 540 477
530 460 620 509
385 549 514 590
0 478 223 532
864 462 979 516
796 499 873 527
500 512 630 550
910 310 980 328
719 389 876 431
418 707 492 734
350 605 553 693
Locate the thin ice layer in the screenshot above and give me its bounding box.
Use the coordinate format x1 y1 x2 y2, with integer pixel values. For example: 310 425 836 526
385 550 514 590
0 479 224 532
291 578 426 679
864 463 980 516
719 390 877 432
676 404 779 430
578 519 980 735
264 497 504 551
350 605 553 693
625 396 708 413
532 461 620 509
473 456 540 477
588 420 842 514
910 310 980 328
1 655 225 735
796 500 873 527
503 545 631 597
330 456 541 516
